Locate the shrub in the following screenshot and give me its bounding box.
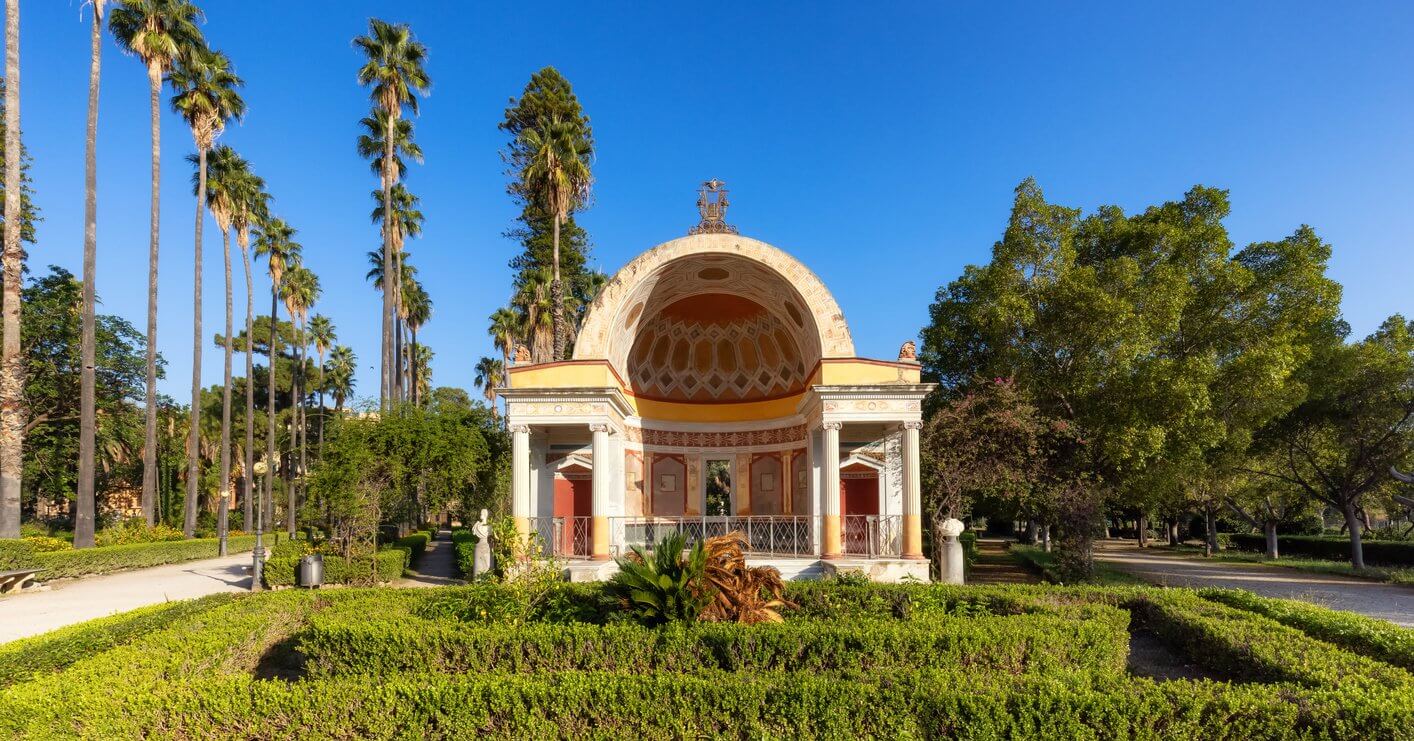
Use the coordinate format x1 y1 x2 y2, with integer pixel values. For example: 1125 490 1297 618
1226 533 1414 566
20 536 258 580
606 532 711 626
393 531 431 564
21 536 71 552
451 528 477 577
1200 588 1414 672
0 539 37 569
298 612 1130 678
93 519 185 547
261 547 408 588
0 594 236 689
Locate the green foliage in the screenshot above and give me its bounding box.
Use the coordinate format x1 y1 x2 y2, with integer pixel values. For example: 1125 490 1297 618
606 533 711 626
1200 588 1414 672
4 584 1413 738
19 536 70 552
0 595 235 689
261 548 408 588
392 531 431 563
0 539 36 569
297 612 1130 679
3 536 257 580
92 519 185 547
1227 533 1414 566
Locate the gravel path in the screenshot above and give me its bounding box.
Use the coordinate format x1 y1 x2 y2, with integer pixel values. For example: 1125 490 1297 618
395 530 464 588
1094 541 1414 627
0 553 254 644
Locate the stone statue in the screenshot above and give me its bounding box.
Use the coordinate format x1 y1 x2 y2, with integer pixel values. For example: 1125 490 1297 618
471 509 493 578
898 340 918 363
512 344 531 366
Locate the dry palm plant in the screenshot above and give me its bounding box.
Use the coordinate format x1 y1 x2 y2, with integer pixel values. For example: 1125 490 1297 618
699 531 795 624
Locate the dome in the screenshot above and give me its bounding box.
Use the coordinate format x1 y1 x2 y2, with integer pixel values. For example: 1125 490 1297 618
573 234 855 403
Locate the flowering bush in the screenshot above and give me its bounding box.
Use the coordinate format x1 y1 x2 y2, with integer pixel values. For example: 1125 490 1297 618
21 536 72 552
94 519 185 547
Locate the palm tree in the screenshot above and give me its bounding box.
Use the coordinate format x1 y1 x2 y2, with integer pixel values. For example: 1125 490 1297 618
0 0 21 539
488 306 518 372
308 314 335 453
513 267 556 364
74 0 108 548
412 344 433 404
474 357 503 421
108 0 203 525
402 281 430 407
326 345 356 415
520 115 592 361
253 217 299 533
229 165 267 533
171 45 244 537
199 144 246 554
369 183 423 401
356 108 421 191
282 265 318 535
354 19 429 407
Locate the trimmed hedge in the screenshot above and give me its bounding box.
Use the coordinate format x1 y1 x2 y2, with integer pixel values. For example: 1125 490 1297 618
1227 533 1414 566
1200 588 1414 672
299 611 1129 678
1135 590 1414 691
0 535 256 580
393 531 432 563
0 594 236 689
261 548 408 588
451 528 477 577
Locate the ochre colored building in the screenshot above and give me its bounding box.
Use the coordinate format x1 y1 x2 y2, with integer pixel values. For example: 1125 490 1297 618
501 225 934 581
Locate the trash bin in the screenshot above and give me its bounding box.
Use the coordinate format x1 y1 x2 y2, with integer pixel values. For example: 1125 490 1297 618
297 553 324 589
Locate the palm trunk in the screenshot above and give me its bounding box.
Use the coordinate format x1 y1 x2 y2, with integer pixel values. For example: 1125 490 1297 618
297 320 308 532
286 324 298 536
393 250 403 403
184 146 207 538
0 0 22 539
379 117 396 407
410 327 418 407
241 234 254 536
140 61 161 526
316 352 326 456
266 287 278 535
551 215 565 362
75 2 102 549
218 227 233 556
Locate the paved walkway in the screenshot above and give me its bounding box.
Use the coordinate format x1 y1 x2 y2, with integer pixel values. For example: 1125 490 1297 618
969 538 1040 585
0 553 254 644
1094 541 1414 627
396 530 463 588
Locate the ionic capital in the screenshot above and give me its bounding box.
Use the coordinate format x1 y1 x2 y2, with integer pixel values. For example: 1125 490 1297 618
821 421 842 431
509 424 530 435
903 421 923 431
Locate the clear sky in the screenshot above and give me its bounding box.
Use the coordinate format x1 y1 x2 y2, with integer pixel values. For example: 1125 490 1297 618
17 1 1414 401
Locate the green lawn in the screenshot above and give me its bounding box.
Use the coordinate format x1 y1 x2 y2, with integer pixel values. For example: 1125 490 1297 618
1157 544 1414 585
1 581 1410 738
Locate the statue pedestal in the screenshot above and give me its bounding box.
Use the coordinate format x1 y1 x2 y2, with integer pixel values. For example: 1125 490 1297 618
938 518 966 585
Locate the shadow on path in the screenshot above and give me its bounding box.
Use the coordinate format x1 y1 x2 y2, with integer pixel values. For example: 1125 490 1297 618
397 530 464 588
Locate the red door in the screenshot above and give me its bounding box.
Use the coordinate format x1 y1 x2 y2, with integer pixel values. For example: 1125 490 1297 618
840 470 879 555
553 473 592 555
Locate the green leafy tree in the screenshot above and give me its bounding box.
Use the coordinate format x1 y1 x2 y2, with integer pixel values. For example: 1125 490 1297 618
1247 317 1414 568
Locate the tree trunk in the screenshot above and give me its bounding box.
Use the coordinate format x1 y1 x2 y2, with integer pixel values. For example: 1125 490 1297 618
410 328 418 407
241 237 254 533
140 62 162 527
266 288 279 535
1041 524 1052 553
217 227 233 555
1204 506 1218 557
379 114 396 407
0 0 22 539
1263 520 1279 559
1024 519 1038 545
75 3 101 549
1137 513 1148 548
288 325 300 536
184 145 207 538
1342 501 1365 569
316 358 326 457
297 319 308 533
1166 518 1180 547
551 215 565 362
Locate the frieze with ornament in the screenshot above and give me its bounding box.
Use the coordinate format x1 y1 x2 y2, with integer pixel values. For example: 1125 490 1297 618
822 399 921 413
510 402 610 417
623 424 807 448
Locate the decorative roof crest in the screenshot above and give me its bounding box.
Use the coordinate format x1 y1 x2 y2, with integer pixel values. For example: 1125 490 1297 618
688 179 738 235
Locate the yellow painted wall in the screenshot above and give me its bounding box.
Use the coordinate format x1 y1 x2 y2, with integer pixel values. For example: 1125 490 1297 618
818 360 921 385
509 362 618 389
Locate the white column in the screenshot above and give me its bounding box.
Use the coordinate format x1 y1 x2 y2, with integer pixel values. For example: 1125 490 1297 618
590 423 611 560
822 422 842 558
511 424 530 537
902 421 924 559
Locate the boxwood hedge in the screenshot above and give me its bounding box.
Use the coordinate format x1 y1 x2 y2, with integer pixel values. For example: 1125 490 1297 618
1226 533 1414 566
0 535 256 580
1199 587 1414 672
261 548 408 588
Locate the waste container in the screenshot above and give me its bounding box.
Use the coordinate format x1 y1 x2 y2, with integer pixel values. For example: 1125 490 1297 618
297 553 324 588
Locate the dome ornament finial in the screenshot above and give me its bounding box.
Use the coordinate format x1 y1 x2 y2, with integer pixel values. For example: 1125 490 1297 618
688 179 738 236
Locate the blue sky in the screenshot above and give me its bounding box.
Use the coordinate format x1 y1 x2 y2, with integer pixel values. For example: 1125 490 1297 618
18 1 1414 401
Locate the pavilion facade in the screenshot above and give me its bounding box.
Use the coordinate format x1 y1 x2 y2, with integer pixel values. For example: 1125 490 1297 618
500 200 933 581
